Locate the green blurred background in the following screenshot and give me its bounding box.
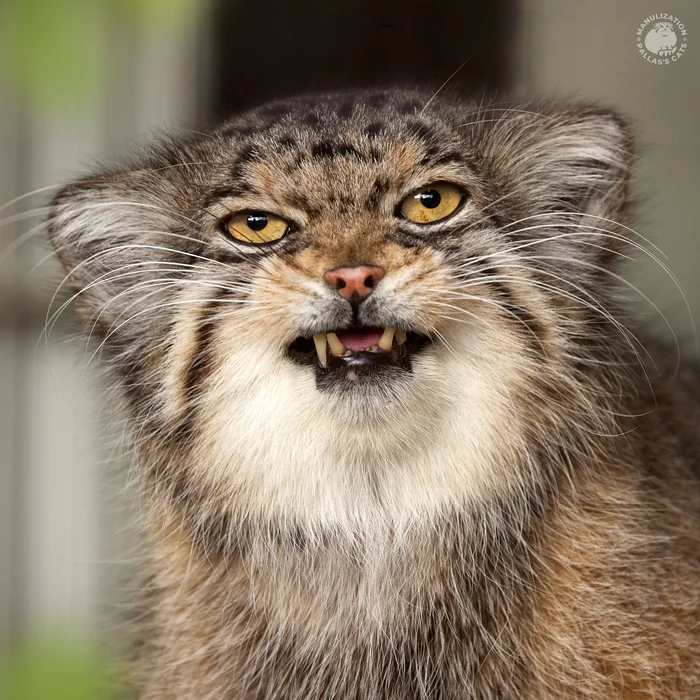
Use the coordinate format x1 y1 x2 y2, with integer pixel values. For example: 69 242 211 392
1 0 698 697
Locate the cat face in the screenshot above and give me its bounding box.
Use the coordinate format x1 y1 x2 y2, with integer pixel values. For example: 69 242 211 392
48 91 633 531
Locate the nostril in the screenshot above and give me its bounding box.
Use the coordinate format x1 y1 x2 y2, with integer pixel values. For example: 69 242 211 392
323 264 386 301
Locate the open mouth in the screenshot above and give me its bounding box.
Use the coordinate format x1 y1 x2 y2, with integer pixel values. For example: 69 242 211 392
287 325 431 383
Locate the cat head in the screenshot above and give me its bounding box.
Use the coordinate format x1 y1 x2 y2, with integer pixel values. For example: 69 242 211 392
48 90 634 535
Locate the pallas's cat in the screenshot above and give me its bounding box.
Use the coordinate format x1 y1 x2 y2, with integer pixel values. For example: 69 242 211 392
48 90 700 699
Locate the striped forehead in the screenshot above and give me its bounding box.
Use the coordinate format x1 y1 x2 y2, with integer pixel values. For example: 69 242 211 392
212 115 466 213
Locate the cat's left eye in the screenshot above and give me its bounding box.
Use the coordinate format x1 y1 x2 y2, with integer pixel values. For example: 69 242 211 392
223 211 290 245
399 182 465 224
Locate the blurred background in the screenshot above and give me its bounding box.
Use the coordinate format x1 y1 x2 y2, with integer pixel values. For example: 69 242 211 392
0 0 698 696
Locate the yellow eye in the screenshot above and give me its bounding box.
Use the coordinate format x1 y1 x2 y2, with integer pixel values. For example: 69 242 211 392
399 182 464 224
224 211 290 244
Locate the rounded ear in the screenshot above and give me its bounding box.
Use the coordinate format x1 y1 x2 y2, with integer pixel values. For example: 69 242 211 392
484 103 634 222
475 103 635 269
47 168 191 332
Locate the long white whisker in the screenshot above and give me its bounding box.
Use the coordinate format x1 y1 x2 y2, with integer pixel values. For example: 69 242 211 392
44 262 194 337
45 239 239 343
429 295 546 354
83 298 273 375
420 57 472 115
84 278 253 352
0 218 51 267
500 254 682 373
0 184 63 214
452 221 695 349
453 272 656 396
0 206 51 229
45 260 253 340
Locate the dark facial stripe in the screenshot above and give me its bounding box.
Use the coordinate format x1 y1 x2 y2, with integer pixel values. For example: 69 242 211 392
391 226 432 249
178 291 229 439
406 120 435 142
428 151 466 167
213 248 259 265
230 143 260 180
398 99 422 115
204 183 254 205
337 101 354 119
365 177 391 211
310 141 367 161
363 122 384 140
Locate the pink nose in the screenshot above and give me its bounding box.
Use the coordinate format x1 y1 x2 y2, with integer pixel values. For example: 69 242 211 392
323 264 386 302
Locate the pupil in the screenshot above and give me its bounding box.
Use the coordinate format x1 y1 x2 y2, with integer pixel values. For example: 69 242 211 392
247 213 268 231
419 189 441 209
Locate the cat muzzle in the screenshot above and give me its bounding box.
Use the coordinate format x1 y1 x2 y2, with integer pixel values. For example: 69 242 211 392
287 325 431 383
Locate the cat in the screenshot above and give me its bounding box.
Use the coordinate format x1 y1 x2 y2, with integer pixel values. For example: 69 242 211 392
47 89 700 699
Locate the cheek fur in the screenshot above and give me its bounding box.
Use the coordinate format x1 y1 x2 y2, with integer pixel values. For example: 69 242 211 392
177 299 533 529
159 241 547 529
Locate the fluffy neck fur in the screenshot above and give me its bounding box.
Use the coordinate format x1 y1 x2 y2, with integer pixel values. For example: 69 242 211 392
138 355 700 700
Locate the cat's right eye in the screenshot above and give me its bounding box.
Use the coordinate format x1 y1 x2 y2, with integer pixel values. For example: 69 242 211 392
223 211 291 245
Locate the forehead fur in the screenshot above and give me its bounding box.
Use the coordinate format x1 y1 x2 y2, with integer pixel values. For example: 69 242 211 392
198 90 473 213
117 88 630 234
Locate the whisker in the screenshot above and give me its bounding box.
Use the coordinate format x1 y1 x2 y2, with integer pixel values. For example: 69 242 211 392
84 276 254 345
420 57 472 115
0 206 51 230
429 294 546 355
45 239 239 334
47 260 253 334
0 184 63 214
500 211 665 255
453 272 657 398
456 107 559 128
0 218 52 267
451 220 695 351
502 254 682 373
83 297 273 375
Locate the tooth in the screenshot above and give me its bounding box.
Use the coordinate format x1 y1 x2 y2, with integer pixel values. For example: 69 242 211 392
395 329 407 345
313 333 327 368
378 327 395 351
327 332 345 356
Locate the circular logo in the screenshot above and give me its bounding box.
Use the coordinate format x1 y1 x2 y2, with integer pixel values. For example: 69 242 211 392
637 14 687 64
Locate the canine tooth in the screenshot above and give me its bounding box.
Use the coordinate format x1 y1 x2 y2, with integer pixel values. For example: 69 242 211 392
313 333 328 368
378 327 395 351
327 332 345 356
395 329 407 345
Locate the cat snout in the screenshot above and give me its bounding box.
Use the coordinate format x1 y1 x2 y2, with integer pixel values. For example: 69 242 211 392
323 264 386 303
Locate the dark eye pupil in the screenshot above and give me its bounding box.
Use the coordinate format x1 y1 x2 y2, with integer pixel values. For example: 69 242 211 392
419 189 441 209
247 213 268 231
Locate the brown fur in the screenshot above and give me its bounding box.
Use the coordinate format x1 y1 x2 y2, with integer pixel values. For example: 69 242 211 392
46 90 700 698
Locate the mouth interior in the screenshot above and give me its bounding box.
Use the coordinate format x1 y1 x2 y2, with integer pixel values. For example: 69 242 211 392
287 324 430 374
335 326 384 351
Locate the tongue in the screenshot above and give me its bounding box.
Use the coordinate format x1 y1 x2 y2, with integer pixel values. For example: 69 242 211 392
335 327 384 351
